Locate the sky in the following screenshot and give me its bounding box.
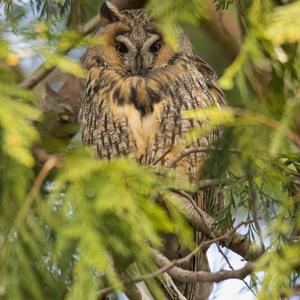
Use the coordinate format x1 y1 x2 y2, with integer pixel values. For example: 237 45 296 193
208 244 255 300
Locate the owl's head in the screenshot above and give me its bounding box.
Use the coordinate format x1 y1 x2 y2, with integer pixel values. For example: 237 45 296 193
84 1 194 76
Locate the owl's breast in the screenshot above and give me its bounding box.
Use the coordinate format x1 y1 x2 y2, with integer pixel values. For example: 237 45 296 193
80 59 221 164
107 84 166 158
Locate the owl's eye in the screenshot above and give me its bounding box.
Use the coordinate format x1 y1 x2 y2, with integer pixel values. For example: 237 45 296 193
149 40 161 53
115 42 128 54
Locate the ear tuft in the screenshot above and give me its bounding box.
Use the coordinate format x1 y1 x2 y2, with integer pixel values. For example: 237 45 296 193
100 1 123 24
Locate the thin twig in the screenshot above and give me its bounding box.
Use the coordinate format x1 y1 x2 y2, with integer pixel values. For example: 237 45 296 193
168 146 239 168
172 176 244 194
151 148 172 166
32 147 62 165
198 178 239 189
20 15 99 89
170 188 210 230
216 244 256 295
236 0 247 39
233 108 300 149
280 284 300 298
202 3 240 61
97 287 112 299
15 155 60 229
248 176 265 250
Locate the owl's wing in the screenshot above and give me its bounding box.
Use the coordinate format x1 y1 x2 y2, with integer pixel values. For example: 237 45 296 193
180 56 225 300
194 56 225 105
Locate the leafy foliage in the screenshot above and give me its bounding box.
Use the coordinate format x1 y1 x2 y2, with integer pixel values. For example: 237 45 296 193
266 1 300 45
199 0 300 298
213 0 234 10
1 0 300 299
147 0 208 49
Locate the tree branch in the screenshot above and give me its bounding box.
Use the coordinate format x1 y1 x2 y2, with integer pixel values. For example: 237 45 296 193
169 191 264 261
137 221 255 284
216 244 256 295
15 154 60 229
98 221 255 297
169 189 258 294
32 147 62 165
168 146 239 168
233 107 300 149
152 250 254 283
20 15 99 90
160 273 187 300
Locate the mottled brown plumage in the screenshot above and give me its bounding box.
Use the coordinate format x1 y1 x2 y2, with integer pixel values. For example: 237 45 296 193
79 2 224 299
40 75 84 138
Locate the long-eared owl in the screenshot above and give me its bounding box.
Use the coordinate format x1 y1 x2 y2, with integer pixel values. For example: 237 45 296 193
79 2 225 300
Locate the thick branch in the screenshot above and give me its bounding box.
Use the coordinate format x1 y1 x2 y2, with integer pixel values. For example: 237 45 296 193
131 220 254 285
170 191 264 261
98 221 254 297
159 273 187 300
152 250 254 283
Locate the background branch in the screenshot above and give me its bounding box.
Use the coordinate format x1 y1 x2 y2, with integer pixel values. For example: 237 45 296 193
20 15 99 89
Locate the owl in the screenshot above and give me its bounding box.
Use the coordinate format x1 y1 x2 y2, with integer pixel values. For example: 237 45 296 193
79 2 224 300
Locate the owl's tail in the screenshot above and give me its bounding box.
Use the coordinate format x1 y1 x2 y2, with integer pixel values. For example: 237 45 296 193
160 189 216 300
184 232 212 300
183 189 213 300
160 235 212 300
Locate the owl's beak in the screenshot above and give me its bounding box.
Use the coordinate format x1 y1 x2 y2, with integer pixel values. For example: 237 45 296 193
133 54 147 76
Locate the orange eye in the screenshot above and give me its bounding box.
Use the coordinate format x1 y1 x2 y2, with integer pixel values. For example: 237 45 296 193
115 42 128 53
149 40 161 53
